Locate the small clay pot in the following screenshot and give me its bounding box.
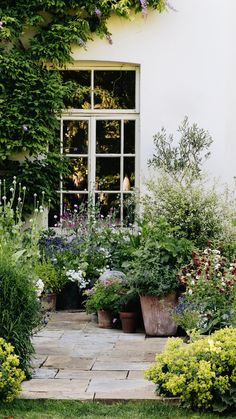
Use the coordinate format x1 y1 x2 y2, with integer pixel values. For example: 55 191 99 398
120 312 137 333
97 310 113 328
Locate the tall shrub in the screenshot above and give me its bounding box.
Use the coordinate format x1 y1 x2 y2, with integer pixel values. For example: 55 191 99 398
145 118 234 247
0 252 41 376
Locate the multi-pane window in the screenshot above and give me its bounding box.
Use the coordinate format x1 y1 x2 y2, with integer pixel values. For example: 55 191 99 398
49 67 139 226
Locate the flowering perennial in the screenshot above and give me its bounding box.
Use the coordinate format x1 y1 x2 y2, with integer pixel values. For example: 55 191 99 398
146 327 236 412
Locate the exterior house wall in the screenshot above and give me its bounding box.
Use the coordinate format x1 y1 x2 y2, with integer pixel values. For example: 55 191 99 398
70 0 236 188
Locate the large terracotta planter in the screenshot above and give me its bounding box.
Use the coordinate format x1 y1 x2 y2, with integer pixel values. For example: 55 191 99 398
97 310 113 328
120 312 137 333
140 293 177 336
40 292 57 311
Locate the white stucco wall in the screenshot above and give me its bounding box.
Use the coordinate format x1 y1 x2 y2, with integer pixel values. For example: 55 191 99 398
71 0 236 188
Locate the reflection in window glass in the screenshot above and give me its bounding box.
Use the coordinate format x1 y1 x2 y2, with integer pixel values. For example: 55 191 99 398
63 158 88 191
96 157 120 190
48 195 60 228
123 194 135 226
60 70 91 109
63 193 88 213
123 157 135 190
63 120 88 154
94 71 135 109
96 120 121 154
96 193 121 219
124 120 135 154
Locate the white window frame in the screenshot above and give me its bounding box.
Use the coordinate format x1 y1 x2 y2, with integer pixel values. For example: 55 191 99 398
57 64 140 224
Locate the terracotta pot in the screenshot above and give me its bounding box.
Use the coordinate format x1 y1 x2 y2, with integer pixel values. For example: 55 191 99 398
140 293 177 336
97 310 113 328
120 312 137 333
40 292 57 311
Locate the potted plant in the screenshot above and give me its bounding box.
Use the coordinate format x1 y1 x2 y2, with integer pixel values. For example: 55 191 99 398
129 217 192 336
84 276 126 328
34 260 67 311
119 290 139 333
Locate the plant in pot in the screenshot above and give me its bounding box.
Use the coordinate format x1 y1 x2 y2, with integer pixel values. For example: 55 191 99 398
84 276 126 328
119 289 139 333
129 217 193 336
34 259 67 311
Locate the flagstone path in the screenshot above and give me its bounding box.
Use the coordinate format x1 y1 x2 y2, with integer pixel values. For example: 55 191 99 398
21 311 168 401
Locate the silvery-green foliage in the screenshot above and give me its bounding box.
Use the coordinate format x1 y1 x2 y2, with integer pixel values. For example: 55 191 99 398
143 175 234 248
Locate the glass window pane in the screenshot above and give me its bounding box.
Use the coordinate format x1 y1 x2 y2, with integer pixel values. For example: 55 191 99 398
63 193 88 214
63 158 88 191
96 192 121 220
48 195 60 228
96 120 121 154
123 157 135 190
63 120 88 154
123 193 135 226
60 70 91 109
96 157 120 190
94 71 135 109
124 120 135 154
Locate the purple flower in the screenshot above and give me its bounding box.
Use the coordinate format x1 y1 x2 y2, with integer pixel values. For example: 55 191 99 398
79 38 86 47
140 0 148 17
22 124 28 132
95 7 102 18
0 22 4 28
106 35 113 45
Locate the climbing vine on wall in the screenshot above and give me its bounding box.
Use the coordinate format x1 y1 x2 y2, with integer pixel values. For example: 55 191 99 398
0 0 169 210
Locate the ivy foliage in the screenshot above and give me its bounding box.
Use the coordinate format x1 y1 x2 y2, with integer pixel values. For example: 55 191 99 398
0 0 167 210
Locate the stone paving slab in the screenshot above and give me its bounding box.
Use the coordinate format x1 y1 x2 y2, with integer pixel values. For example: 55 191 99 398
87 379 154 393
127 370 146 379
92 361 151 371
20 391 94 400
30 355 48 368
22 379 90 392
55 369 128 380
94 391 159 401
44 356 95 370
21 311 168 401
32 368 58 379
35 346 77 356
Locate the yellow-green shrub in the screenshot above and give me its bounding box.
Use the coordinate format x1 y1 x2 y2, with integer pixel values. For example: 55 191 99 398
0 337 25 402
145 327 236 412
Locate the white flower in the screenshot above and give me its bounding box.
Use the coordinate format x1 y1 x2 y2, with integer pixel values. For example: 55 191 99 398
188 289 193 295
35 278 44 297
66 269 89 289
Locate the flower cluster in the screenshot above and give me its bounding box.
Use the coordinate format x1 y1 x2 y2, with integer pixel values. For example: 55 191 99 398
35 278 44 297
0 338 26 402
171 296 199 332
176 248 236 333
145 327 236 412
66 269 89 289
178 248 236 294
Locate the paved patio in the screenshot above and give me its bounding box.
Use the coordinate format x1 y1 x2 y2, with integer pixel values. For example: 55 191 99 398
21 311 167 401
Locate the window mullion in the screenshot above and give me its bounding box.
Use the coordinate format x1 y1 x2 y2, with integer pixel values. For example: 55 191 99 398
120 119 124 223
60 119 63 221
90 117 96 206
91 70 94 111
